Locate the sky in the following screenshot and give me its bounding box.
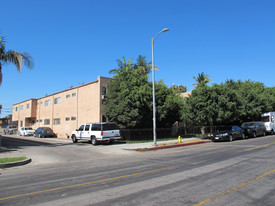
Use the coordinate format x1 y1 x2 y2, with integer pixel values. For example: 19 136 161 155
1 0 275 118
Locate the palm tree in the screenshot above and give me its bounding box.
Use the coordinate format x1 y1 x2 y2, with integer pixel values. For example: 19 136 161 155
109 56 133 75
193 72 211 87
0 34 34 85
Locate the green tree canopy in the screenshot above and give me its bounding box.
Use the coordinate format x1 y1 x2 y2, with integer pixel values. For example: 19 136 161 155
105 56 184 129
182 79 273 126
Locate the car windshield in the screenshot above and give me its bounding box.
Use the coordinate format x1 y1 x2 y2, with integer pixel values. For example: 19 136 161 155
242 123 255 128
261 116 269 122
9 126 17 128
25 127 33 130
43 128 53 132
216 126 232 132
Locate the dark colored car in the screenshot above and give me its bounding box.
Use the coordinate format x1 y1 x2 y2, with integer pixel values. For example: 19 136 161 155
211 126 245 142
34 127 57 138
241 122 266 138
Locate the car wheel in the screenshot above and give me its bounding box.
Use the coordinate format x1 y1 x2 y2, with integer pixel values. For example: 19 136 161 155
242 133 245 140
91 136 97 145
72 135 78 143
229 135 233 142
262 131 266 136
38 134 42 138
271 130 274 135
253 132 256 138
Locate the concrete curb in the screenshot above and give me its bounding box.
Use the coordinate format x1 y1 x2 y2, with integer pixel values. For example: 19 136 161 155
136 140 209 152
0 158 32 169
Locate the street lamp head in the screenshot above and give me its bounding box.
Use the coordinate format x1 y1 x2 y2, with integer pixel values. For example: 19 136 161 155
162 28 169 33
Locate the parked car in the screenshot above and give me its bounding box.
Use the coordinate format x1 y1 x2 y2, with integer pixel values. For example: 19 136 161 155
18 127 35 136
71 122 122 145
211 126 245 142
241 122 266 138
34 127 57 138
4 125 18 135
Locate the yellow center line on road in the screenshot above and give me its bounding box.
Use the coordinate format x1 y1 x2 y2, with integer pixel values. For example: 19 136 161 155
0 166 174 201
193 168 275 206
239 142 275 152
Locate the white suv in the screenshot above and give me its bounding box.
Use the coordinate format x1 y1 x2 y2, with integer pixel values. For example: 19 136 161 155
71 123 122 145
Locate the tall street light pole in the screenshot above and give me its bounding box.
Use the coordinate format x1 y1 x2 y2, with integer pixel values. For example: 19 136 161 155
152 28 169 147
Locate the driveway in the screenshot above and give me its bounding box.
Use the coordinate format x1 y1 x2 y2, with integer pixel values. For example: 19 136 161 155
0 135 136 166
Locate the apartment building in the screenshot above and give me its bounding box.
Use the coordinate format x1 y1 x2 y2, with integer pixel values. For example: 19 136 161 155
12 76 111 138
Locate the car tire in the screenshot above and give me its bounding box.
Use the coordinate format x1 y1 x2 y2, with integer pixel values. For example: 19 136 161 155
253 132 256 138
271 130 274 135
72 135 78 143
91 136 97 146
38 134 42 138
229 135 233 142
262 131 266 136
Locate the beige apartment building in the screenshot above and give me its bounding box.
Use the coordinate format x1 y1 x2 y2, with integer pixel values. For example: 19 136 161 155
12 76 111 138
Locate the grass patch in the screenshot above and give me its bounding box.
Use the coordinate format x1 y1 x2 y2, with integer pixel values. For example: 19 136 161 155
0 157 27 164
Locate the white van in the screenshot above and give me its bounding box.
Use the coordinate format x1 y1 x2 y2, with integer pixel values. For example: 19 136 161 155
261 112 275 135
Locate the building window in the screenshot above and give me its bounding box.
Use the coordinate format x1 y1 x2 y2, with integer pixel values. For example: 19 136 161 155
71 117 76 121
27 103 30 109
65 117 70 121
40 101 43 105
102 87 107 104
54 97 61 104
44 119 50 125
102 87 106 95
72 93 76 97
15 107 18 111
20 121 23 127
45 100 51 106
20 105 24 110
66 94 70 99
53 118 61 125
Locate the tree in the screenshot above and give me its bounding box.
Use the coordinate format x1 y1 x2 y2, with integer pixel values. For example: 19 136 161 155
0 34 34 85
193 72 211 87
171 84 187 94
105 56 184 129
182 79 272 127
155 81 184 127
105 56 151 128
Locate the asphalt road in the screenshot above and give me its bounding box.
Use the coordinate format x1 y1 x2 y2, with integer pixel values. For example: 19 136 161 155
0 135 275 206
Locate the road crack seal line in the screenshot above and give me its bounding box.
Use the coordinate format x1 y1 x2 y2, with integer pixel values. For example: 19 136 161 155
193 168 275 206
0 165 174 201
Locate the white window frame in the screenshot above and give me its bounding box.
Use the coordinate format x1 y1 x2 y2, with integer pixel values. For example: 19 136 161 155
54 97 61 104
